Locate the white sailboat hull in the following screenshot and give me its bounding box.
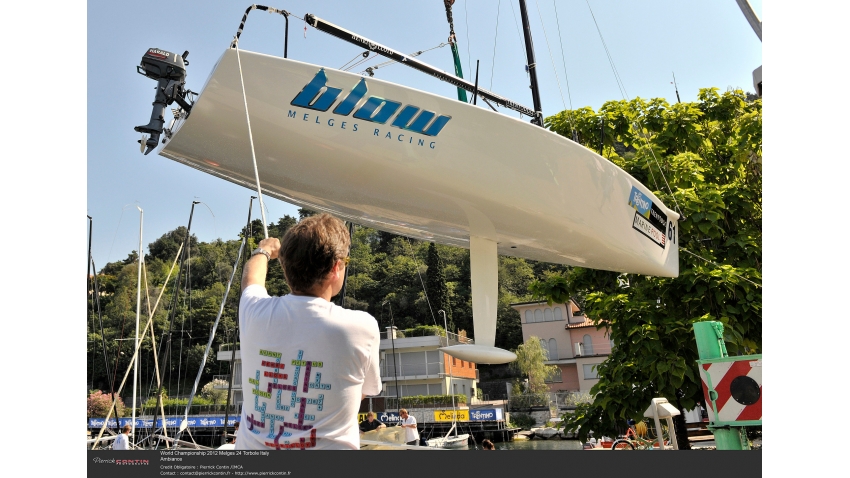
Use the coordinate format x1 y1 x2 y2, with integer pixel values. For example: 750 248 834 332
160 49 678 277
426 434 470 449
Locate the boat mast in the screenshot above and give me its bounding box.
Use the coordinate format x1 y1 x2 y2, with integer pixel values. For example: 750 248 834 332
179 198 253 441
133 206 144 444
222 196 255 445
517 0 544 127
152 201 199 440
443 0 469 102
440 310 456 438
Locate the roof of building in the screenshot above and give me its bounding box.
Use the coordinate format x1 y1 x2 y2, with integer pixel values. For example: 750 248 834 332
564 316 596 328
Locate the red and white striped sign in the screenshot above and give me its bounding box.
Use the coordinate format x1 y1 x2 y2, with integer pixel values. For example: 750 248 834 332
699 358 762 423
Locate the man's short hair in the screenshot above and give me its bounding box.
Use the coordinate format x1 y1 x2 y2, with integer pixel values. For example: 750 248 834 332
366 411 375 418
280 213 350 292
399 408 408 415
122 425 131 433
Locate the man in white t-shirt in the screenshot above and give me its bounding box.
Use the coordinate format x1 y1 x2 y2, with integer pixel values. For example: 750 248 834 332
113 425 131 450
399 409 419 446
236 214 382 450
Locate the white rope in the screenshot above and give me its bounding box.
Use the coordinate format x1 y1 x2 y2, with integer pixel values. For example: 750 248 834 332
234 37 269 238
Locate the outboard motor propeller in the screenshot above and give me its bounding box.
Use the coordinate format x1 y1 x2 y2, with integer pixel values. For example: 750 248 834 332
134 48 193 155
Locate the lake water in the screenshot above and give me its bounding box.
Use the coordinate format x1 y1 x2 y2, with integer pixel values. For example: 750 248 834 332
471 439 584 451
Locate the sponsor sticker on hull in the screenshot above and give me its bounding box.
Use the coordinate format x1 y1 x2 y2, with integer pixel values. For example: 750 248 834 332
628 186 668 249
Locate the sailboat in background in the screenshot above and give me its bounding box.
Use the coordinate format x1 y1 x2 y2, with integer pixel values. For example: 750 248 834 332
426 311 470 450
133 1 679 366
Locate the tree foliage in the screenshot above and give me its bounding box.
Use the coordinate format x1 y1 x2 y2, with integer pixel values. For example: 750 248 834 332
87 390 126 418
540 88 761 444
512 337 557 394
425 242 453 331
201 379 229 405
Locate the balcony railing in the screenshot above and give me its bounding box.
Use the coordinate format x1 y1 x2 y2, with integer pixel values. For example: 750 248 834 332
507 391 594 410
380 328 473 345
383 395 468 410
380 360 443 378
544 342 613 360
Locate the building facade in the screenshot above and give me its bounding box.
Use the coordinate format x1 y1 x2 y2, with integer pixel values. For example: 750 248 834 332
379 327 478 402
511 300 611 393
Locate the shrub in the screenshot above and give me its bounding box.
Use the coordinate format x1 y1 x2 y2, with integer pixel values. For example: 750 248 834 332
395 394 466 408
400 325 445 337
509 413 536 430
88 390 126 418
201 379 229 404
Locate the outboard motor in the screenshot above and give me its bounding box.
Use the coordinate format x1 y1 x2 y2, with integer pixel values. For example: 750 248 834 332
134 48 193 155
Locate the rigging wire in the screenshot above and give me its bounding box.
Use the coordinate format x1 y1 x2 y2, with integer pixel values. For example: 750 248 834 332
345 52 375 72
583 0 684 218
195 201 227 286
680 248 762 288
340 51 370 70
464 0 472 79
359 43 448 75
104 203 138 265
552 0 577 138
584 0 629 100
508 0 525 50
579 4 754 280
508 0 528 119
403 237 439 330
178 213 250 443
111 306 130 395
90 256 116 415
534 0 568 112
489 0 501 90
91 247 182 449
175 237 196 400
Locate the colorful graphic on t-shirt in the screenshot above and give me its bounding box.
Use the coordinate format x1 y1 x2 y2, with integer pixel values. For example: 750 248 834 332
246 349 331 449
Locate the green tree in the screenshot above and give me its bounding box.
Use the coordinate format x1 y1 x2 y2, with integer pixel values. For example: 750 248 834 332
538 88 762 448
512 337 557 394
425 242 453 331
201 379 229 405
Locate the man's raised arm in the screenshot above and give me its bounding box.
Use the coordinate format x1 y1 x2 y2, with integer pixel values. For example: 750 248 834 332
242 237 281 290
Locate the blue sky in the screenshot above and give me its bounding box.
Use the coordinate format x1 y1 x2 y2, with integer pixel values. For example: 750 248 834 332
87 0 761 268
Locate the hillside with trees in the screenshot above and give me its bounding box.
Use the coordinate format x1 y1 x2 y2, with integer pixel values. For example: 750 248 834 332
86 211 556 402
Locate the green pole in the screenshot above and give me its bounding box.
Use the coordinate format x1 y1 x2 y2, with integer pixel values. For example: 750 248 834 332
693 321 747 450
450 43 468 103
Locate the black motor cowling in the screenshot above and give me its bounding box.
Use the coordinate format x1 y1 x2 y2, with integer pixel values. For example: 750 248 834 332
134 48 193 155
138 48 188 80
